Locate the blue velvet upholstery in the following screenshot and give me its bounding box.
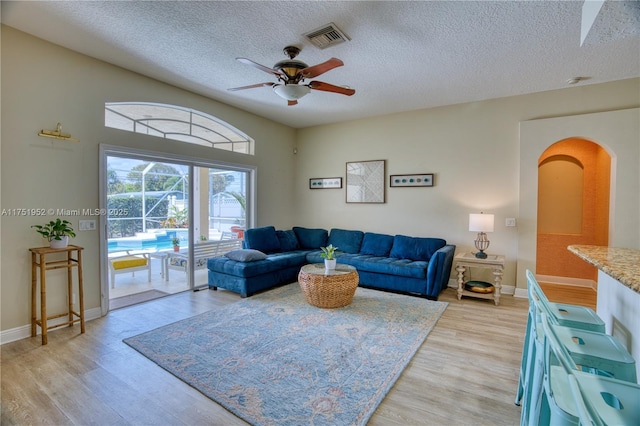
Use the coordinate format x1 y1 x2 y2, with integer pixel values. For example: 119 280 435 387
208 264 303 298
276 230 299 252
327 228 364 254
305 252 427 279
360 232 395 257
389 235 446 261
357 270 429 295
292 227 328 249
244 226 281 253
209 251 309 278
209 226 456 300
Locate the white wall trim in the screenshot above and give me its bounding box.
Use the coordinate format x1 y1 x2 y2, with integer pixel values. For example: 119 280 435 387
514 287 529 298
0 307 102 345
536 274 597 290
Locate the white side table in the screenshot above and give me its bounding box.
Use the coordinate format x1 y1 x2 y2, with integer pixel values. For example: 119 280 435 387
455 252 505 305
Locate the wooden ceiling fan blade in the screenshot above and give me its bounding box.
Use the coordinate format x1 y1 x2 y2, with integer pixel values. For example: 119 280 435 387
288 100 298 106
227 82 276 91
300 58 344 78
236 58 287 80
309 81 355 96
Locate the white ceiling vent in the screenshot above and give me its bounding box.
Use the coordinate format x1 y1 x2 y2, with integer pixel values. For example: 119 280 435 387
303 23 350 49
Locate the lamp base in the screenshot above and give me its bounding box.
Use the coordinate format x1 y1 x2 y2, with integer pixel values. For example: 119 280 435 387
473 232 490 259
475 251 488 259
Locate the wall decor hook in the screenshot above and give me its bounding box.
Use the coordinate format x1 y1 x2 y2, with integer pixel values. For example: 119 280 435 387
38 122 79 142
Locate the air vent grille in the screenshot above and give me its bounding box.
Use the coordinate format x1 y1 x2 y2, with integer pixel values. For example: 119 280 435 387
303 23 350 49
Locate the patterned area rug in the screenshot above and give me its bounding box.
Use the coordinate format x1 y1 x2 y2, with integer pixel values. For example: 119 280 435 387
124 283 447 425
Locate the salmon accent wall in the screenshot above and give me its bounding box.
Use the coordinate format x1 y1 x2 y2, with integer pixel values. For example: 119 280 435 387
538 155 584 234
536 138 610 281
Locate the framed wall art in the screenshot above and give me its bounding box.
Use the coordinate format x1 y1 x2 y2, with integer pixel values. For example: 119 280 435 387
309 177 342 189
346 160 386 203
390 173 434 187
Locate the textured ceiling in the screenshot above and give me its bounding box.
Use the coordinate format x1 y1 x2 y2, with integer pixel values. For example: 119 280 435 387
2 1 639 129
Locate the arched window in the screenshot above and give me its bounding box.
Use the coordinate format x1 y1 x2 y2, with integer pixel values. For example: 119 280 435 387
105 102 254 155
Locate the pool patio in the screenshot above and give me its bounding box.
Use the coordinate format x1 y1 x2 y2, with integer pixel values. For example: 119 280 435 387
108 249 216 310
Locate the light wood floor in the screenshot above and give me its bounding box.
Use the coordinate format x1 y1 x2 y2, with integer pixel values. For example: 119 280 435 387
539 282 597 311
2 286 531 425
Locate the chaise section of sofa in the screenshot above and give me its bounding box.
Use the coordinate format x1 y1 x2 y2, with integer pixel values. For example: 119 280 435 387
207 226 319 297
207 226 455 300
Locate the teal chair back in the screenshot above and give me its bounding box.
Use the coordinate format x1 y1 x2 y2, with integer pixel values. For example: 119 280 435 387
571 369 640 426
525 270 605 332
521 272 636 425
539 312 583 425
541 313 640 426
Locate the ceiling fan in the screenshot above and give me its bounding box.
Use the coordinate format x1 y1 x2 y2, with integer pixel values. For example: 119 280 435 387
228 46 355 106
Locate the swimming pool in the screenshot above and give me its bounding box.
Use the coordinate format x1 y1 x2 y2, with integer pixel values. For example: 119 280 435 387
108 229 189 253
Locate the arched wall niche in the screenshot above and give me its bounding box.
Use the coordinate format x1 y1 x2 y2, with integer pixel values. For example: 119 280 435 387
517 108 639 295
536 138 610 282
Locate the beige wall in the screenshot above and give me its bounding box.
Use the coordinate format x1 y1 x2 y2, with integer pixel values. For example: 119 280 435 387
1 27 296 332
295 80 640 290
2 24 639 337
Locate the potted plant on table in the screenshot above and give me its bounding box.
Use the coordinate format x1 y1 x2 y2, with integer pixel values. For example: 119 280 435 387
172 237 181 252
32 218 76 249
320 244 340 270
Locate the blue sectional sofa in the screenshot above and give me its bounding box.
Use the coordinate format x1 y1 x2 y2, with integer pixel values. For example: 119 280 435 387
207 226 456 300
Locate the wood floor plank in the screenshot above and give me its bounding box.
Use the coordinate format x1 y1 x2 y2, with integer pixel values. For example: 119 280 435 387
2 286 529 425
540 282 597 310
1 362 72 425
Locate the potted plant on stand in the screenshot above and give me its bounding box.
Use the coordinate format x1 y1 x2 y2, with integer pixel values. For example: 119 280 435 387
32 218 76 249
320 244 340 270
172 237 181 252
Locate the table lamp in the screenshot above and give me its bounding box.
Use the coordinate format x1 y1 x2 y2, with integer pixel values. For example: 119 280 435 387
469 213 494 259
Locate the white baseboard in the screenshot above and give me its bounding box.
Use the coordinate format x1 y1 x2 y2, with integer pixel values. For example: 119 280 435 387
513 287 529 298
1 307 102 345
535 274 597 290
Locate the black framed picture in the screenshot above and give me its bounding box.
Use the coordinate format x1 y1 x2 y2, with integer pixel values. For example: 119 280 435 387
309 177 342 189
390 173 434 187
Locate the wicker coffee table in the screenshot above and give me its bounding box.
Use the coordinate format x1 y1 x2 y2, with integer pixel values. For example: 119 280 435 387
298 264 359 308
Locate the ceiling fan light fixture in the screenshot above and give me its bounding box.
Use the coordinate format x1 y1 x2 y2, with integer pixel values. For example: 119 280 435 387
274 60 308 80
273 84 311 101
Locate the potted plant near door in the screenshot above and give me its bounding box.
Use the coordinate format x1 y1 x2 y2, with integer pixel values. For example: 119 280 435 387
32 218 76 249
320 244 340 270
172 237 181 252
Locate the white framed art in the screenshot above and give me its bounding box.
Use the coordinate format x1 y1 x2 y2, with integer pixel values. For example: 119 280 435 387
346 160 386 203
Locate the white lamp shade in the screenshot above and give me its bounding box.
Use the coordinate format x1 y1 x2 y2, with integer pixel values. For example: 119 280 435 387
469 213 495 232
273 84 311 101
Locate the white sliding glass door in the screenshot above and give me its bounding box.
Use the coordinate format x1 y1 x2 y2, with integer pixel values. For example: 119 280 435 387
100 145 254 312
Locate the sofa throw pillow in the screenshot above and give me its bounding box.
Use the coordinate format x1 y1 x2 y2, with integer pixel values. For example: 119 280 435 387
328 228 364 254
225 249 267 262
360 232 395 257
243 226 281 253
276 230 300 252
292 226 328 249
389 235 447 261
